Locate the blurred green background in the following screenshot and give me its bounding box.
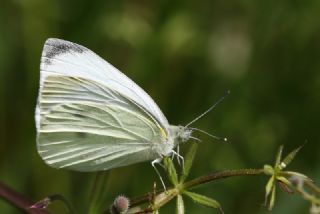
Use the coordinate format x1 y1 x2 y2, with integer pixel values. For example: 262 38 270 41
1 0 320 213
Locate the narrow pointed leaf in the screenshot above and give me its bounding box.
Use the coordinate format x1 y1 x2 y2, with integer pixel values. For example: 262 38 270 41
265 176 275 199
269 185 276 211
183 191 222 212
277 176 291 186
281 145 303 169
176 194 185 214
164 157 178 186
275 145 284 166
283 171 312 182
180 142 198 183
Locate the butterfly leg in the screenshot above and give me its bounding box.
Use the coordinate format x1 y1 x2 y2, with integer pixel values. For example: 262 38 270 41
189 136 202 142
171 152 175 161
151 158 166 191
176 145 181 165
171 144 181 163
171 150 184 171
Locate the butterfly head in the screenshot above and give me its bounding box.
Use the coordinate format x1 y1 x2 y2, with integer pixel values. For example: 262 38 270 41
177 126 193 143
169 125 227 146
169 125 193 146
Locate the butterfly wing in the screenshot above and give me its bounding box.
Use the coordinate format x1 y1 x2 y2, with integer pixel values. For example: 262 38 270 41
36 39 174 171
37 38 169 130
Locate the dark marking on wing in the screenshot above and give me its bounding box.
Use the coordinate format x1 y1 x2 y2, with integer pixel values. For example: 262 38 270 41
77 132 88 138
72 113 86 118
43 39 87 65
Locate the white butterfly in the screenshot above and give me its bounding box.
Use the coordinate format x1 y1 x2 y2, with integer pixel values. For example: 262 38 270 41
36 38 225 187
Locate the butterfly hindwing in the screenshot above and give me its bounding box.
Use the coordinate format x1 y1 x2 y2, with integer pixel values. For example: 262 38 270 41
37 75 166 171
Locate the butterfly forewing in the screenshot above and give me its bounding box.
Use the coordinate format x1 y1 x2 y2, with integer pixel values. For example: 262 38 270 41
36 38 174 171
38 38 169 130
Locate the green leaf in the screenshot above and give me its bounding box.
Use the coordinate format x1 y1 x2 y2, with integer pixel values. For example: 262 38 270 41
176 194 185 214
183 191 223 212
180 142 198 183
282 171 312 182
281 145 303 169
277 176 291 186
164 157 178 186
265 176 275 201
275 145 284 166
269 185 276 211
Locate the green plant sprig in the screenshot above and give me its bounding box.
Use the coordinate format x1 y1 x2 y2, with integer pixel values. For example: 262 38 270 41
124 144 320 214
263 145 320 211
1 144 319 214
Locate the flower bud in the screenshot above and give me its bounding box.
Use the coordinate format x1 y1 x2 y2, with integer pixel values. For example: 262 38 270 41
110 195 130 214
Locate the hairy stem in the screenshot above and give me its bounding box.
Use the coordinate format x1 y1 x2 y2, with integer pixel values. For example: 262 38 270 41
183 168 265 190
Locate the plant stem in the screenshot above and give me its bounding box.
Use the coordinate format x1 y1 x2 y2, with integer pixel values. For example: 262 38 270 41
130 168 264 207
305 180 320 195
287 182 320 205
0 182 50 214
88 171 110 214
183 168 265 190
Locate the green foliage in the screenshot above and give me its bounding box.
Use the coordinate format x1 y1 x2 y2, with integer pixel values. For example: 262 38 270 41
263 145 317 211
2 141 319 213
132 142 224 213
176 194 184 214
163 157 179 186
183 191 222 212
123 144 319 213
281 145 304 169
180 143 198 183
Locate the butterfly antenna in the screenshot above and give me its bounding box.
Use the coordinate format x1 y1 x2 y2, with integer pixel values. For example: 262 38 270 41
185 90 230 127
191 127 228 142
